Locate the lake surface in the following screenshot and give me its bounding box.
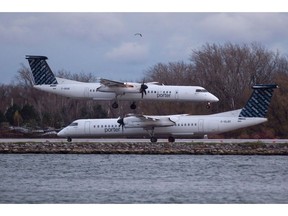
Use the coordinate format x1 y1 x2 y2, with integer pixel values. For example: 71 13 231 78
0 154 287 203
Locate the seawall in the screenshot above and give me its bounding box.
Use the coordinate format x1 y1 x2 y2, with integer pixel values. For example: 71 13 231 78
1 141 288 155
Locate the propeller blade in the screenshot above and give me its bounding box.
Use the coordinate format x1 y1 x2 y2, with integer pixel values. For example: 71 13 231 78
140 82 148 98
117 117 125 132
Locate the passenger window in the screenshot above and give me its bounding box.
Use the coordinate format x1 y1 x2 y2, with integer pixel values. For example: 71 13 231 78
196 89 208 93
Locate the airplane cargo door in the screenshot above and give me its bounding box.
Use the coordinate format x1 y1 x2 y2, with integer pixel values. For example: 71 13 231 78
84 121 90 135
198 119 204 133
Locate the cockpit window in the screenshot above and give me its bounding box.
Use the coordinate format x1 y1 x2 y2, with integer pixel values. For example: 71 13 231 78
196 89 208 93
69 122 78 126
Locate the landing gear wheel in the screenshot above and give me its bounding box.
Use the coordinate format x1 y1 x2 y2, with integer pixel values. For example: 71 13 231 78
168 136 175 143
206 103 211 109
112 102 119 109
67 137 72 142
150 137 158 143
130 103 136 110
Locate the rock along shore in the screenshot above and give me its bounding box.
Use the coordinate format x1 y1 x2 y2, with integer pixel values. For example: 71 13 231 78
1 142 288 155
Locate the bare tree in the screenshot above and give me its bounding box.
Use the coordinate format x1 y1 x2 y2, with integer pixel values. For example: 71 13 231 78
14 64 34 87
190 42 279 110
4 42 288 138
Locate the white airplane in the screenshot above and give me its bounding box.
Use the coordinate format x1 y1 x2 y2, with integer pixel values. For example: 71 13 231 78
57 84 278 142
25 55 219 109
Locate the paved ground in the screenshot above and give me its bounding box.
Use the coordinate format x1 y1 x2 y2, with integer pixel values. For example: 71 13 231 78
0 138 287 143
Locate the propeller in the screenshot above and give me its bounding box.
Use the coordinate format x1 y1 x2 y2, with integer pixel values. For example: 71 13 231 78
140 81 148 98
117 117 125 132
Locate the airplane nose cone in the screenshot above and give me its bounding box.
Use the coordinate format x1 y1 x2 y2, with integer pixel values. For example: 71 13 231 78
212 95 219 102
209 94 219 102
57 129 66 137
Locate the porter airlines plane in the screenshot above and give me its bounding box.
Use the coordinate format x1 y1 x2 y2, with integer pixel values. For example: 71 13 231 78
57 84 278 142
26 55 219 109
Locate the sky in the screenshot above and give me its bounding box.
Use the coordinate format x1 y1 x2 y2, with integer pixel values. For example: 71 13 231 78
1 1 288 84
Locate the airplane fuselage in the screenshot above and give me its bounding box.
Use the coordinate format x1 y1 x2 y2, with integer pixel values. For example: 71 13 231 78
34 83 218 102
57 114 267 140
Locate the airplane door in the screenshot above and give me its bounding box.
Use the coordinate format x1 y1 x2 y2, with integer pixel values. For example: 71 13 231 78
198 119 204 133
84 121 90 135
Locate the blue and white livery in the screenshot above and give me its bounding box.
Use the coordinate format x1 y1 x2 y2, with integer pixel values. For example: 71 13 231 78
26 55 219 109
57 84 278 142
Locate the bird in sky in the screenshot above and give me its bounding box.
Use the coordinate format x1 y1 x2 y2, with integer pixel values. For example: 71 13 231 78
134 33 142 37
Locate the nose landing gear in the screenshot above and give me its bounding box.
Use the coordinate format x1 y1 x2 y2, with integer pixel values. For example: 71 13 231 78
130 102 137 110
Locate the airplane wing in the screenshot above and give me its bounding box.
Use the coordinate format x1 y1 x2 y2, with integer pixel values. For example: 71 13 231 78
146 82 161 85
98 78 149 97
122 114 176 128
135 115 161 122
126 113 160 121
100 78 133 88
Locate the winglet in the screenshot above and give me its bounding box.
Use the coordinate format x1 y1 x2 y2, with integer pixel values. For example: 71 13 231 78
25 55 58 85
239 84 278 118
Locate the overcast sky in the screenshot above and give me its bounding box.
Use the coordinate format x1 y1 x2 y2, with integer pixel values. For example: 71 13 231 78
1 10 288 84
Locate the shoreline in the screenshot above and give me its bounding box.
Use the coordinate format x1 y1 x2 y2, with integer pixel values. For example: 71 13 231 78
1 142 288 155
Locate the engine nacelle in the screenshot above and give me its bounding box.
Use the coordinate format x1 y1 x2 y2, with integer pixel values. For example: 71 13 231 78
97 83 141 94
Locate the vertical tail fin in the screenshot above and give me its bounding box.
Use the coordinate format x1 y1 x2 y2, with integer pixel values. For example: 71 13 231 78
239 84 278 118
25 55 58 85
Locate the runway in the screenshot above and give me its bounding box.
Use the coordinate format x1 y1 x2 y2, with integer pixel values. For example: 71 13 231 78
0 138 288 144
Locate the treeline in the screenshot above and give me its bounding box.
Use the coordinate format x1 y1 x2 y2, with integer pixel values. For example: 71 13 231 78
1 42 288 138
0 70 109 129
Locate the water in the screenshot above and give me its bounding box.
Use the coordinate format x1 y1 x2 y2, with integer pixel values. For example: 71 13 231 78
0 154 287 203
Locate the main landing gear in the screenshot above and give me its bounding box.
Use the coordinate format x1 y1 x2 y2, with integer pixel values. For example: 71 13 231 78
147 127 175 143
112 102 119 109
150 137 157 143
112 101 137 109
130 102 137 110
149 136 175 143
